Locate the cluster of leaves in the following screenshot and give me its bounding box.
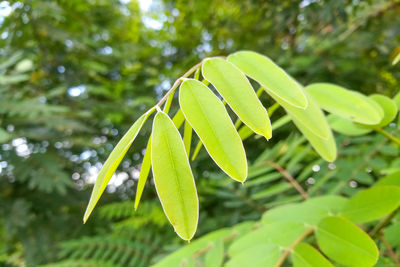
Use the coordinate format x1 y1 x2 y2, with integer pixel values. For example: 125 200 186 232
85 50 399 243
155 174 400 267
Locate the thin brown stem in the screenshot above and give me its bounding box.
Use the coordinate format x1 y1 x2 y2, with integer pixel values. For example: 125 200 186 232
380 234 400 267
369 208 399 237
267 161 309 199
156 61 203 107
274 227 314 267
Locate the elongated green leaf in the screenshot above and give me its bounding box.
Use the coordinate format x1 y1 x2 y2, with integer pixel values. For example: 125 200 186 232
202 58 271 138
205 239 224 267
291 108 336 162
183 120 192 155
229 222 306 256
172 108 185 128
341 185 400 223
151 111 198 241
179 79 247 182
291 243 333 267
227 51 307 109
392 47 400 65
134 137 152 210
366 94 398 128
327 114 372 136
83 108 155 223
306 83 382 125
316 216 378 267
226 244 280 267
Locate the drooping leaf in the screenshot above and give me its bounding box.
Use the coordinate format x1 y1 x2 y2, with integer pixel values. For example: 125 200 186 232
228 222 307 256
227 51 307 109
306 83 382 125
205 239 224 267
316 216 378 267
291 243 333 267
83 108 155 223
341 185 400 223
366 94 398 128
327 114 372 136
134 137 152 210
291 114 336 162
202 57 271 138
226 244 280 267
183 120 192 156
151 111 199 241
179 79 247 182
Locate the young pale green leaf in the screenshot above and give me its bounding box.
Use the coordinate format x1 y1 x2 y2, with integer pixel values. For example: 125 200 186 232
179 79 247 182
83 108 155 223
227 51 307 109
226 244 280 267
291 115 336 162
183 120 192 156
205 239 224 267
228 222 307 256
316 216 378 267
291 243 333 267
392 47 400 65
375 170 400 187
151 111 198 241
341 185 400 223
202 58 271 139
134 137 152 210
306 83 382 125
327 114 372 136
366 94 398 128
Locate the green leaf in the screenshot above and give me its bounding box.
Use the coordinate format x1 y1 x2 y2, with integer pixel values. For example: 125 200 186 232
291 243 333 267
179 79 247 182
306 83 382 125
134 137 152 210
183 120 192 156
83 108 155 223
262 196 347 226
316 216 378 267
226 244 280 267
154 229 233 267
205 239 224 267
393 92 400 109
341 185 400 223
366 94 398 128
228 222 307 256
327 114 372 136
202 58 271 139
291 112 336 162
227 51 307 109
375 170 400 187
151 111 199 241
392 48 400 65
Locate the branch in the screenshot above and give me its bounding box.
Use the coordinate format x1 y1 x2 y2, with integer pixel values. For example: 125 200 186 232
375 128 400 146
267 161 309 199
274 227 314 267
369 208 399 237
379 234 400 267
156 61 204 107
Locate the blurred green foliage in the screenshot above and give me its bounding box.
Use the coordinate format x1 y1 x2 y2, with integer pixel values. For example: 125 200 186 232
0 0 399 266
